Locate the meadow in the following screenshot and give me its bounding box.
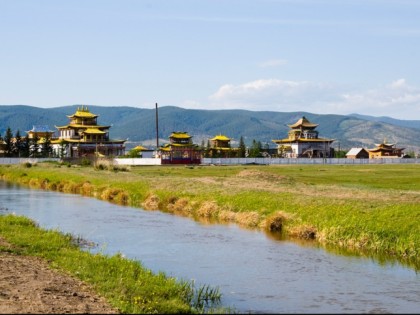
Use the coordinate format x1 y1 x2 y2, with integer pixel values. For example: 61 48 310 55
0 214 224 314
0 161 419 272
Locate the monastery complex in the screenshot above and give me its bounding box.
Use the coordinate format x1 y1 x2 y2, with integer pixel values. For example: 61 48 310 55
0 106 408 164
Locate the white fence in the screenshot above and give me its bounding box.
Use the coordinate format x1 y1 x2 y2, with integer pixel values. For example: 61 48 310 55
201 157 420 165
0 158 60 165
1 157 418 166
113 158 162 166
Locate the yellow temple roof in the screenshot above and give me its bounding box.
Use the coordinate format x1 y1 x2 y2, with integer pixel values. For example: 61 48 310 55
210 134 231 141
55 124 110 129
272 138 334 144
67 106 98 119
169 132 192 139
288 116 318 129
133 145 148 151
83 128 106 134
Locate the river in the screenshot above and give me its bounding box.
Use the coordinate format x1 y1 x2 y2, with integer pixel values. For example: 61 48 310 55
0 181 418 313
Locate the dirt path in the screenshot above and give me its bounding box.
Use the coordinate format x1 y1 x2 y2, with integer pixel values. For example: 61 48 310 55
0 238 119 314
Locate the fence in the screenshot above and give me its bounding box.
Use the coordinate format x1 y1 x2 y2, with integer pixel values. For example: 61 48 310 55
1 157 419 166
113 158 162 166
201 157 420 165
0 158 60 165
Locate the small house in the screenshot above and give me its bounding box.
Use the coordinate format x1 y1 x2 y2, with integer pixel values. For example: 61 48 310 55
345 148 369 159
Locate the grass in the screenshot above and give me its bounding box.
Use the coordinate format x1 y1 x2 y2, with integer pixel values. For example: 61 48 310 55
0 214 225 314
0 161 419 271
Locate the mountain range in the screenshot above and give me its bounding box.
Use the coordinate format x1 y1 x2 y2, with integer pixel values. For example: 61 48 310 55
1 104 419 153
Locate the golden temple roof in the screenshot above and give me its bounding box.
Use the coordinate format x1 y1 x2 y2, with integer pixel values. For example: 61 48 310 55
83 128 106 134
67 106 98 119
55 124 110 129
169 132 192 139
210 134 231 141
133 145 148 151
272 138 334 144
288 116 318 129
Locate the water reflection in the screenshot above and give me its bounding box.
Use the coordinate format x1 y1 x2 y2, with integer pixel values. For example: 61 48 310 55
1 181 419 314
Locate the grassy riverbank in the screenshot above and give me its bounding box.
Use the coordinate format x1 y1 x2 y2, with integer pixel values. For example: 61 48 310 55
0 161 419 271
0 214 224 314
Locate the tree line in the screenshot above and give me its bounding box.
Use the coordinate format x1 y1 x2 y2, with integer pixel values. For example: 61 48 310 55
0 127 53 158
200 136 269 158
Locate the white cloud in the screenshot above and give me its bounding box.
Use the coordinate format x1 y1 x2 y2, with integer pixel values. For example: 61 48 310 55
337 79 420 118
204 78 420 119
208 78 338 112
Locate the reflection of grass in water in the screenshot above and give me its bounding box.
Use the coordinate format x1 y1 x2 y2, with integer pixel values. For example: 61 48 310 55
0 214 227 314
1 162 419 271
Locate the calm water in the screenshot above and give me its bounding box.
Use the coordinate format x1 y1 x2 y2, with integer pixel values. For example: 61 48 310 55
0 181 419 313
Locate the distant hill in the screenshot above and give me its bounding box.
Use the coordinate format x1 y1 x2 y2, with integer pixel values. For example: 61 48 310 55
1 104 420 153
349 113 420 130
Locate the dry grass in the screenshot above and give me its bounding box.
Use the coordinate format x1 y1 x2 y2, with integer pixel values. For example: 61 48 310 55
287 224 317 240
196 201 220 218
100 188 129 205
167 197 194 216
142 194 160 210
218 210 237 223
235 211 260 228
261 211 293 232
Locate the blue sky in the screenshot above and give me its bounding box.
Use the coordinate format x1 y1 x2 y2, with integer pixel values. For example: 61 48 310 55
1 0 420 120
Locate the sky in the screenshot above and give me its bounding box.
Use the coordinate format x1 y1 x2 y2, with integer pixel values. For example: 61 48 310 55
1 0 420 120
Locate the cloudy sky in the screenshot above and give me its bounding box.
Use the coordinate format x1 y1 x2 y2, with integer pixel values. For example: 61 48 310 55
1 0 420 120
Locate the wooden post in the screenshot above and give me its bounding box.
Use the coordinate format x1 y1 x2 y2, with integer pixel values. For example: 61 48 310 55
155 103 159 149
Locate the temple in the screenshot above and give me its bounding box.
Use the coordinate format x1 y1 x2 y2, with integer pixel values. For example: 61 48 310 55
272 116 334 158
159 131 202 164
367 140 405 158
207 134 237 158
26 125 56 140
52 106 126 158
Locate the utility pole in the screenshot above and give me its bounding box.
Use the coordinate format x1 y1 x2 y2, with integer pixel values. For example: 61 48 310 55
155 103 159 149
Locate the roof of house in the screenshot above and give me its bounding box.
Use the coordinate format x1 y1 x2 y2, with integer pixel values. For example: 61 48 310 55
346 148 367 156
27 125 54 133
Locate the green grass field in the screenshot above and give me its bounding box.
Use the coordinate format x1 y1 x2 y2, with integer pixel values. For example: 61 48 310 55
0 214 225 314
1 162 419 271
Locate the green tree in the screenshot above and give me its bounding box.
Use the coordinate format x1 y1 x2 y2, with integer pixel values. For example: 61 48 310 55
21 135 31 157
13 130 22 157
128 148 141 158
58 139 67 158
30 134 40 157
238 136 246 158
4 127 14 157
248 139 262 157
41 133 52 157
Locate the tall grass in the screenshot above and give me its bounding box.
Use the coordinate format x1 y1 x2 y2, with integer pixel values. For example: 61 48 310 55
0 214 225 314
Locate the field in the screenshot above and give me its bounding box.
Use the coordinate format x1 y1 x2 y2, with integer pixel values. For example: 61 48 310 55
0 161 419 271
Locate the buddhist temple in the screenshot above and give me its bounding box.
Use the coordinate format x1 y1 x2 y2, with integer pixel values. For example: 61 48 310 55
207 134 238 158
52 106 126 158
26 125 56 140
367 140 405 158
159 131 202 164
272 116 334 158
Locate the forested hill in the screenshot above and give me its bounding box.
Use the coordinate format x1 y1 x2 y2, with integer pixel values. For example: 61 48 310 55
1 104 420 153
